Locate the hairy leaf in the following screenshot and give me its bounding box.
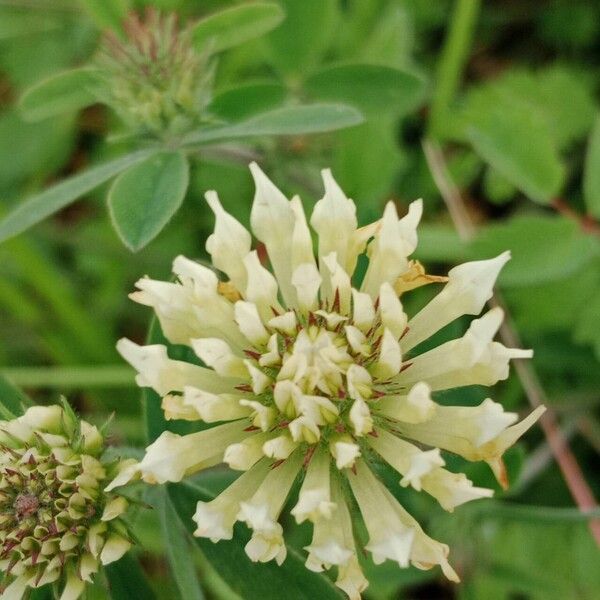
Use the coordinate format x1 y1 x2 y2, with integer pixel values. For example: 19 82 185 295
192 3 284 54
306 63 426 115
19 67 101 122
108 151 189 251
184 104 363 145
0 149 156 244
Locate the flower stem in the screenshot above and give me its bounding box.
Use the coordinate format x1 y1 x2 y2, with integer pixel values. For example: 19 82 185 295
0 365 134 388
428 0 481 139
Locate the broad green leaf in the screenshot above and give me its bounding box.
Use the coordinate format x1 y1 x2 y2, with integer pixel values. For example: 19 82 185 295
184 104 363 145
19 67 101 122
413 224 469 264
0 13 59 40
156 490 205 600
0 109 75 189
192 3 284 54
466 100 564 203
459 67 597 149
169 482 343 600
306 63 426 115
483 166 517 205
105 552 157 600
143 317 202 442
208 83 287 121
471 214 599 287
359 4 415 68
79 0 130 32
333 119 403 222
584 115 600 219
0 375 31 418
533 67 596 147
0 149 156 244
108 151 189 251
265 0 336 77
505 266 600 336
574 288 600 360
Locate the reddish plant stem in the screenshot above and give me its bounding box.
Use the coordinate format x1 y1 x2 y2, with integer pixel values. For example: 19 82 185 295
551 198 600 236
422 138 600 547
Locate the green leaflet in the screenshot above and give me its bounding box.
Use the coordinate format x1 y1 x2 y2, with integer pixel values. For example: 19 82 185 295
192 3 284 54
0 149 157 244
108 151 190 251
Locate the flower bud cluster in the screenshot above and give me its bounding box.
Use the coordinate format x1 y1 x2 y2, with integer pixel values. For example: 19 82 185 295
97 9 212 139
0 405 133 599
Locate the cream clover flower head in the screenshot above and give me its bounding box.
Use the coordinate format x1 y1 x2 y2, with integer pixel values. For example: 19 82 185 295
116 163 544 598
0 403 134 600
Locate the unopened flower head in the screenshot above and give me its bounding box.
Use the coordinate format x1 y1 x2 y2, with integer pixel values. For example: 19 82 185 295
97 9 212 138
117 164 544 598
0 403 134 600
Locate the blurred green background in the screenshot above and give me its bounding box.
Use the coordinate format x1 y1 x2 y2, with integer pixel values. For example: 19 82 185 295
0 0 599 598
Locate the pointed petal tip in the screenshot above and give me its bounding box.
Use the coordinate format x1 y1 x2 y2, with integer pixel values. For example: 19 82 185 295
115 337 136 356
204 189 221 210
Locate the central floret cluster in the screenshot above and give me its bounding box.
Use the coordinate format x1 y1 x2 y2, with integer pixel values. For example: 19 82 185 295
116 163 544 599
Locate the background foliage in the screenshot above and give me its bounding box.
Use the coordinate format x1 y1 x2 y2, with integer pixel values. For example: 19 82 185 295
0 0 599 598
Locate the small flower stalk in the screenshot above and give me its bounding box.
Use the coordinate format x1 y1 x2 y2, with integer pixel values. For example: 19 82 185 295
0 403 134 600
117 164 544 598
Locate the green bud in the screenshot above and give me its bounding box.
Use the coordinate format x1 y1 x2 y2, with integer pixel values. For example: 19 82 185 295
0 405 133 599
96 9 213 141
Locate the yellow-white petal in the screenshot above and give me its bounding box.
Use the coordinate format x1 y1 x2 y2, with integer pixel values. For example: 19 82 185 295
349 398 373 436
330 435 361 470
348 460 415 567
336 554 369 600
291 448 335 523
344 325 370 356
239 400 277 431
321 252 352 314
346 364 372 401
291 262 322 313
402 252 510 352
104 459 139 492
310 168 358 274
262 433 298 459
361 199 422 298
290 196 317 272
101 496 128 521
350 289 375 332
99 534 130 565
304 475 353 569
249 162 295 306
378 282 408 339
268 311 297 335
194 460 270 542
375 381 437 424
59 574 85 600
289 416 321 443
139 421 248 484
224 433 271 471
183 386 250 422
394 398 529 462
234 301 269 346
244 250 283 321
238 452 303 564
117 339 236 395
244 360 272 394
371 328 402 380
396 308 531 391
192 338 248 379
205 190 252 290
